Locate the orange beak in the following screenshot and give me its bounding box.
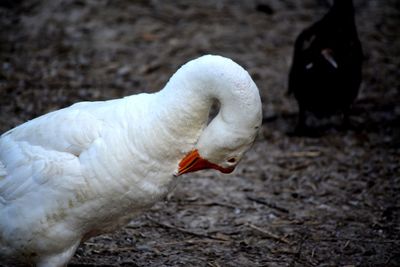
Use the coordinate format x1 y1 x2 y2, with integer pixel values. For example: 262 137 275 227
176 149 235 176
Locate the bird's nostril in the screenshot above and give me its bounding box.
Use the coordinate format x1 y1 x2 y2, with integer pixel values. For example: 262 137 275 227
228 158 236 163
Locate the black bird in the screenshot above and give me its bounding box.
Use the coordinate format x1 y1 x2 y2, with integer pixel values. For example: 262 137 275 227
288 0 363 134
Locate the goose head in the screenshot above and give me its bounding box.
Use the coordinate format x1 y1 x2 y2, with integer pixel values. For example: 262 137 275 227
174 55 262 176
176 120 260 176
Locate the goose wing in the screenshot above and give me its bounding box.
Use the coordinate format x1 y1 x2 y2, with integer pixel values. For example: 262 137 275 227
0 104 106 202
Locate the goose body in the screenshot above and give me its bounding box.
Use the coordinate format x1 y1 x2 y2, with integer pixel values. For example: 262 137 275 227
288 0 363 132
0 55 262 266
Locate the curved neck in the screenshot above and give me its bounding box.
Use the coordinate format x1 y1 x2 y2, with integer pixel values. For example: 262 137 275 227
152 55 261 152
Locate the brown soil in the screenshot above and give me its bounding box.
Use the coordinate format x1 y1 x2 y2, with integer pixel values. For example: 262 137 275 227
0 0 399 266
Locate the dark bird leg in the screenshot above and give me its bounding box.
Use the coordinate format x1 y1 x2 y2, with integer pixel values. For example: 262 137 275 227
342 110 351 128
296 105 307 132
289 104 311 136
339 107 355 131
290 105 322 137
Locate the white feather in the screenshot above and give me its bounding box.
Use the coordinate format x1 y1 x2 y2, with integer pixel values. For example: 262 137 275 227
0 55 262 266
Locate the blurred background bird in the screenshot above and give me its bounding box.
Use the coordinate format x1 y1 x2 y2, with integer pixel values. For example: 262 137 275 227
288 0 363 135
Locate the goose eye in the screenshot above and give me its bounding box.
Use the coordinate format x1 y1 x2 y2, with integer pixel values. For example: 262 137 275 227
228 158 236 163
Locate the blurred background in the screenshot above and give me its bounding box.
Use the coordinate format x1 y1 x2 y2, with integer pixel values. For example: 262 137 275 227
0 0 399 266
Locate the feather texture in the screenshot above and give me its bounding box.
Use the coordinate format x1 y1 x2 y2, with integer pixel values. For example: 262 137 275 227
0 55 262 266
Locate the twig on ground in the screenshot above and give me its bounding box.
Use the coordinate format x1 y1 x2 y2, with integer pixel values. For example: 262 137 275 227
246 223 291 244
157 238 230 247
190 201 239 210
207 262 222 267
311 237 400 244
146 215 230 241
246 195 289 213
280 151 322 158
290 235 305 267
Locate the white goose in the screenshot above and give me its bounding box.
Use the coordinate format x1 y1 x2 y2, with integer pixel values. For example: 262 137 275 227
0 55 262 266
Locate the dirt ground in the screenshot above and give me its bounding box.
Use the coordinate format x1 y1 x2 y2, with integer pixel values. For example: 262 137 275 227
0 0 399 266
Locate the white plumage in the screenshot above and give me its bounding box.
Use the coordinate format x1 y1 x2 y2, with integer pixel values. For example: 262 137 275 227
0 55 262 266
